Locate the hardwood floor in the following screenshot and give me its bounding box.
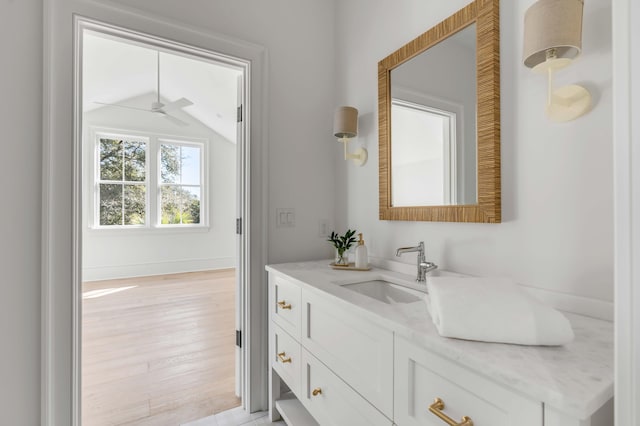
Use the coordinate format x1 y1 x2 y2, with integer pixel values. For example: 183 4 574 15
82 269 240 426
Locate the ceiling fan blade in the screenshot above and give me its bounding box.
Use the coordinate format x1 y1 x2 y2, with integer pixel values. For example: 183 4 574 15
163 113 189 127
94 102 151 112
161 97 194 112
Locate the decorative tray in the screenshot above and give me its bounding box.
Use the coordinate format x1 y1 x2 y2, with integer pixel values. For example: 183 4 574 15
329 262 371 271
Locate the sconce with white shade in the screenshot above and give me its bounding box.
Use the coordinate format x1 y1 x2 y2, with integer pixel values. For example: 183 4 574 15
523 0 591 122
333 106 367 166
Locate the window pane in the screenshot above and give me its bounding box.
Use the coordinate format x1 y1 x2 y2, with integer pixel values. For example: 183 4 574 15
184 187 201 224
161 185 201 225
161 185 181 224
100 138 123 181
100 183 122 225
124 184 146 225
181 146 201 185
160 144 180 183
124 141 146 182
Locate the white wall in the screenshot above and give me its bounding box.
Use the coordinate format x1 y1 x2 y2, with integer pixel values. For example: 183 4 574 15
0 0 42 424
335 0 613 306
82 97 237 281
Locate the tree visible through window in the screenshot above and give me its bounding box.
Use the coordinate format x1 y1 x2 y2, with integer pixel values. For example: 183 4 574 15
160 143 202 225
98 137 147 226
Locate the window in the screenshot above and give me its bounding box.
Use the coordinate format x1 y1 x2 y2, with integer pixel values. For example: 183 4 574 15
94 131 206 229
97 136 148 226
391 99 457 206
159 142 202 225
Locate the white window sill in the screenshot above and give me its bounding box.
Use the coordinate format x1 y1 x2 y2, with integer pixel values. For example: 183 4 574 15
87 225 211 236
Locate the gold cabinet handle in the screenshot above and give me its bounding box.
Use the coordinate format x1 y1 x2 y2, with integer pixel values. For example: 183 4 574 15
277 300 292 310
429 398 473 426
277 352 292 363
312 387 322 396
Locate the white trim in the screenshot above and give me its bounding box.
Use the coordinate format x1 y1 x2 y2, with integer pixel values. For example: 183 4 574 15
369 256 613 321
43 3 269 424
613 0 639 424
82 256 236 282
521 286 614 322
41 0 54 422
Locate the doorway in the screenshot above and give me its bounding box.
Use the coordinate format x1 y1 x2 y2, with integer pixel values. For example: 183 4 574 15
78 21 248 425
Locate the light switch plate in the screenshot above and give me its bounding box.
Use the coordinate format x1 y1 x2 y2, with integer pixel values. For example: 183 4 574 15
318 219 329 237
276 208 295 228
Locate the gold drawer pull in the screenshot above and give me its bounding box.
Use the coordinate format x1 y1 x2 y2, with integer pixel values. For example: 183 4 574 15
312 387 322 396
429 398 473 426
277 352 292 363
277 300 292 310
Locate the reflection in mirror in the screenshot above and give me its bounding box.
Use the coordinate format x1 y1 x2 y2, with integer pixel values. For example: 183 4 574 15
390 24 477 207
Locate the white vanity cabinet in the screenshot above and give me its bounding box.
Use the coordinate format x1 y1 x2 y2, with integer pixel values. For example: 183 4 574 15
299 348 391 426
394 336 541 426
301 290 393 418
268 273 392 426
267 263 613 426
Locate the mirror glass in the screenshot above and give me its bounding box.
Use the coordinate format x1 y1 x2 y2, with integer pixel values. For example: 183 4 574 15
390 24 477 207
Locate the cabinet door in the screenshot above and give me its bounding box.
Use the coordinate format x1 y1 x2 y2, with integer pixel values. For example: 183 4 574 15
270 274 302 339
301 290 394 418
395 337 542 426
271 323 301 397
300 348 392 426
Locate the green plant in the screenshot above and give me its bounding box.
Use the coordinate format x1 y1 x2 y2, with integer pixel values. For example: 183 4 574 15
327 229 357 256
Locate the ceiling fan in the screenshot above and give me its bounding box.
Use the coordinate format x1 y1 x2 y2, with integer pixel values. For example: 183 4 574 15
94 51 193 127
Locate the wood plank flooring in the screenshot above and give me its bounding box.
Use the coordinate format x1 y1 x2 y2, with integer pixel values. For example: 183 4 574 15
82 269 240 426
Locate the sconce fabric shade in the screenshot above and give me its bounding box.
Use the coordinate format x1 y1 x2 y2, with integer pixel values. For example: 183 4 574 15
333 106 358 139
523 0 584 69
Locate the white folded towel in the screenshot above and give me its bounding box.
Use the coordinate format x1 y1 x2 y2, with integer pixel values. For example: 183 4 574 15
426 277 574 346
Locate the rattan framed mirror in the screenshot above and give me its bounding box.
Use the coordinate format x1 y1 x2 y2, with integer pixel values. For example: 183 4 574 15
378 0 500 223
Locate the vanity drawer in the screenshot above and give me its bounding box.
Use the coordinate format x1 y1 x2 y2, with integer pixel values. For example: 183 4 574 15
271 275 301 338
271 324 301 397
301 290 393 418
300 348 392 426
394 337 542 426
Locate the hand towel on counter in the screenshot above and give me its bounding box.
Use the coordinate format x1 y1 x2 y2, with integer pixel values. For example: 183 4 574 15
425 277 574 346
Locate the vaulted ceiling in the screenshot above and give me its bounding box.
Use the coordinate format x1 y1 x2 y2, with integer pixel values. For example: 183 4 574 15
82 31 242 142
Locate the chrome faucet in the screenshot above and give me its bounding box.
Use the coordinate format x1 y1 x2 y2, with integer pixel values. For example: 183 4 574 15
396 241 438 282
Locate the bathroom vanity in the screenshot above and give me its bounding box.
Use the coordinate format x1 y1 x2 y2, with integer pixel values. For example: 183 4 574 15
266 260 613 426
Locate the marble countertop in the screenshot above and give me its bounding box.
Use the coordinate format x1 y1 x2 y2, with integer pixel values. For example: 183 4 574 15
265 260 613 420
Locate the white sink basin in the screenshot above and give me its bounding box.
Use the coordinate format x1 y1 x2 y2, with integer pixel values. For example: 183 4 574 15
340 280 425 304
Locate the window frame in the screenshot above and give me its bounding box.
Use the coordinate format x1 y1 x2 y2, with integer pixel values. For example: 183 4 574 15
93 130 150 229
391 98 458 205
157 138 207 228
90 127 208 231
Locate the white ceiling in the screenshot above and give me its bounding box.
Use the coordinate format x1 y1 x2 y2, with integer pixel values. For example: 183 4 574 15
82 31 242 142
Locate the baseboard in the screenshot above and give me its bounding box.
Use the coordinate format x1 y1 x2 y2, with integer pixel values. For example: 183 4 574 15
83 257 236 282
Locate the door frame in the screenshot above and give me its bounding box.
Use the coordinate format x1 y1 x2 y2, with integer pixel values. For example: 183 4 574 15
613 0 640 424
42 2 269 425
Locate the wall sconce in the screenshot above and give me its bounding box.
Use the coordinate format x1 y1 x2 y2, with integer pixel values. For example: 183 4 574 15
333 106 367 166
523 0 591 122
